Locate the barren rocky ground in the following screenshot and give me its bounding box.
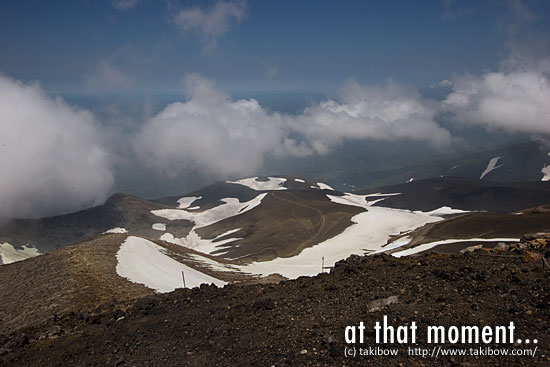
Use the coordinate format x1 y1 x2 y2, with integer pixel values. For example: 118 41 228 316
1 237 548 366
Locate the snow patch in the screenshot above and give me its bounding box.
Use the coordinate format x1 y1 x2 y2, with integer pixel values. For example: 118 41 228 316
152 194 267 228
161 230 241 255
103 227 128 234
392 238 520 257
0 243 40 264
408 178 414 183
415 206 469 216
227 177 287 191
238 193 444 279
542 164 550 181
152 223 166 231
370 237 412 255
480 157 502 179
214 228 241 240
294 178 305 183
317 182 334 191
116 236 226 292
187 253 241 273
177 196 201 209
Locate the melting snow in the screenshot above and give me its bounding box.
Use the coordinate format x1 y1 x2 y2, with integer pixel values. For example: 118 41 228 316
227 177 287 191
152 194 266 228
214 228 241 239
370 237 412 255
317 182 334 191
238 193 444 279
0 243 40 265
177 196 201 209
392 238 520 257
187 253 241 273
415 206 469 216
542 164 550 181
116 236 226 292
152 223 166 231
103 227 128 234
480 157 502 179
161 230 242 255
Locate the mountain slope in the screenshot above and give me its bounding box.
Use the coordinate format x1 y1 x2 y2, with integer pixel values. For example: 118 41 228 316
0 193 192 259
356 177 550 212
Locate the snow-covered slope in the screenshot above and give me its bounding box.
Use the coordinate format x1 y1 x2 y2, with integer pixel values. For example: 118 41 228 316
236 193 455 279
542 164 550 181
0 242 40 264
227 177 287 191
116 236 226 293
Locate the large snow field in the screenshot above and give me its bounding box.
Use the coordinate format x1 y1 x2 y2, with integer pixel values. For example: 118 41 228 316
116 236 226 292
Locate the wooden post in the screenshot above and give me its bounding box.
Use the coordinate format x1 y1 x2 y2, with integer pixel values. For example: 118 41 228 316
182 270 186 288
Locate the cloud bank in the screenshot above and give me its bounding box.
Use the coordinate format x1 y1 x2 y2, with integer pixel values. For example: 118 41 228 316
0 75 113 218
135 75 451 177
134 74 287 177
173 0 247 51
443 58 550 135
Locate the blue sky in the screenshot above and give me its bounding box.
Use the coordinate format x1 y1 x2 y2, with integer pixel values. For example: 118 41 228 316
1 0 548 93
1 0 550 217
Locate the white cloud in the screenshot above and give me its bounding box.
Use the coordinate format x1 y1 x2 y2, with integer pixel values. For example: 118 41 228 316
84 60 134 91
443 58 550 135
173 0 247 51
291 80 452 154
0 75 113 218
134 74 287 177
112 0 141 10
135 75 451 178
430 79 453 88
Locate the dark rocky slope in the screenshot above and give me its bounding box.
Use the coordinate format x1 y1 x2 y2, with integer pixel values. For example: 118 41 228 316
2 238 549 366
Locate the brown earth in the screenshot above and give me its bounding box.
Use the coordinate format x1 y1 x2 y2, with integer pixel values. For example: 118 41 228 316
195 190 363 261
0 233 286 337
1 240 549 366
0 234 153 335
391 206 550 254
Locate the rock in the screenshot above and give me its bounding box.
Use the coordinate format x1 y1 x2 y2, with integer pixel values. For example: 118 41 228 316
522 251 543 263
460 245 483 254
367 295 399 312
322 333 336 344
48 325 62 337
495 243 509 251
300 349 307 355
12 333 29 347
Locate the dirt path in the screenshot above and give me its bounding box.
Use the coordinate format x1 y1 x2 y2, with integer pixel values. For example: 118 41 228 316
271 191 327 240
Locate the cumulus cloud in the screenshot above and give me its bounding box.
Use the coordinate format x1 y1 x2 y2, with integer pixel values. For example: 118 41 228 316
112 0 141 10
0 75 113 218
84 60 134 91
134 74 287 177
135 75 451 177
291 80 452 154
173 0 247 51
442 58 550 135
